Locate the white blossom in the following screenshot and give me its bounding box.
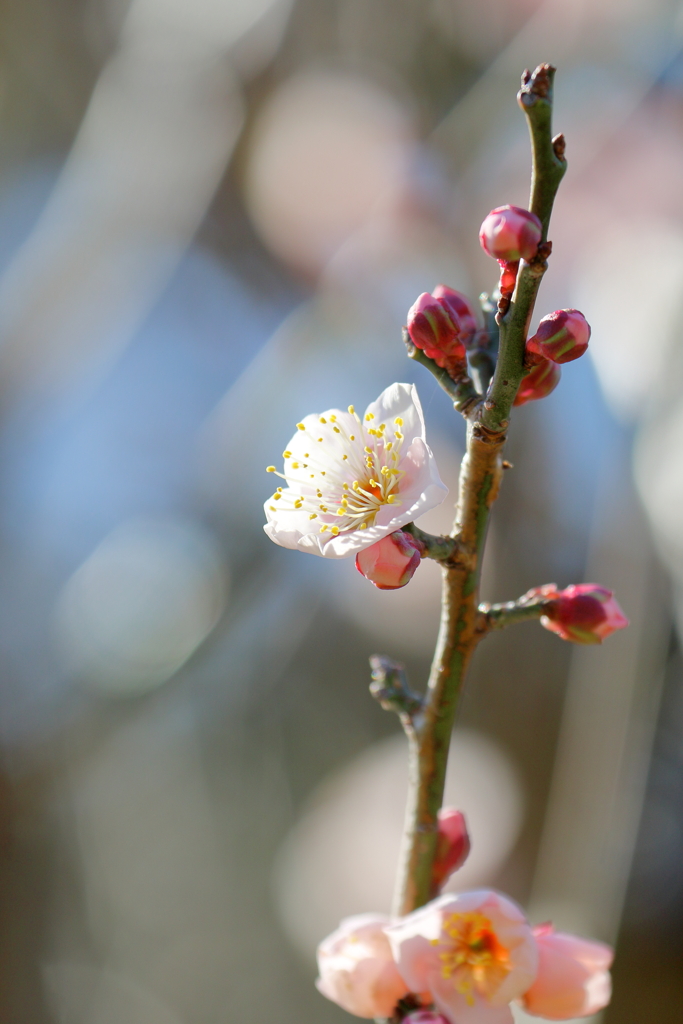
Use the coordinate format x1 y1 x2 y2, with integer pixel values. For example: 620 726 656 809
264 382 447 558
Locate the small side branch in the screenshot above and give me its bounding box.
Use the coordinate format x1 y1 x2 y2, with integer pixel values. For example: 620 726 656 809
369 655 424 733
478 593 552 635
403 329 480 417
402 522 468 567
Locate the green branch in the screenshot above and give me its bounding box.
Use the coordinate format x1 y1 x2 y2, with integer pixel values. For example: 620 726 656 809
403 329 481 417
480 64 567 435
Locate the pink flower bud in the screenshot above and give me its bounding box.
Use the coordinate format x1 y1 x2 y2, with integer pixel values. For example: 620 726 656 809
356 530 423 590
514 357 561 406
527 309 591 364
479 205 543 262
316 914 410 1019
541 584 629 644
522 924 613 1019
406 292 467 376
432 809 471 888
498 259 519 297
431 284 478 346
404 1013 449 1024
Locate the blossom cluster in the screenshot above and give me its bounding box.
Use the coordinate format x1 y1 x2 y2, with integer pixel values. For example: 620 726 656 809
316 811 612 1022
317 894 612 1024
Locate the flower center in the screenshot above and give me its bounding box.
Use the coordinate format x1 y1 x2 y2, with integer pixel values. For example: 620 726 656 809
436 912 511 1004
266 407 407 537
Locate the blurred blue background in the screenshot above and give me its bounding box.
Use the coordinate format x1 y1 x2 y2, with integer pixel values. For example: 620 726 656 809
0 1 680 1022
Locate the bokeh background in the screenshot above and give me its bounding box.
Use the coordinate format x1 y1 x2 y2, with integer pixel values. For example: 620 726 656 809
0 1 681 1022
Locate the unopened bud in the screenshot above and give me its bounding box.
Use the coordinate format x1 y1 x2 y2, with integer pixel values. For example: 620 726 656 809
514 357 561 406
527 309 590 364
498 260 519 297
541 584 629 644
431 284 478 346
433 808 471 888
355 531 423 591
404 1013 450 1024
479 205 542 262
406 292 467 376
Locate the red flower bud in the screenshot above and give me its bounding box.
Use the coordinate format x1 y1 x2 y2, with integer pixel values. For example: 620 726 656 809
432 808 471 889
355 530 423 590
479 205 542 262
406 292 467 376
541 584 629 644
527 309 591 364
498 260 519 297
514 357 561 406
431 284 478 346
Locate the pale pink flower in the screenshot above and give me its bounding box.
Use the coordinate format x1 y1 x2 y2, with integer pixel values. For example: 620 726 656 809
356 529 423 590
386 891 538 1024
316 913 409 1018
264 383 447 558
521 924 613 1020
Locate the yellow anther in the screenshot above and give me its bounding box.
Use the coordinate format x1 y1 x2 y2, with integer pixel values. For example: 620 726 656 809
369 478 378 488
387 494 396 504
349 434 355 441
320 417 327 424
386 442 393 450
321 471 326 476
365 413 375 421
304 453 310 458
297 423 305 430
320 525 328 533
364 446 373 454
310 474 315 478
395 431 403 440
395 417 403 426
343 483 349 490
379 423 386 431
381 467 390 476
360 523 367 530
330 415 337 422
309 513 317 520
294 500 303 509
319 505 328 512
266 466 276 473
333 426 341 433
273 494 281 500
291 462 300 468
283 451 292 458
331 526 340 535
337 509 345 516
277 487 283 492
353 481 360 491
318 437 323 442
348 405 355 415
342 454 348 460
368 428 378 436
269 506 276 511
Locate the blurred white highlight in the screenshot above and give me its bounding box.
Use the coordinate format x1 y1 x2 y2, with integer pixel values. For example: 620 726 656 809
575 220 683 420
272 729 523 960
54 517 226 694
